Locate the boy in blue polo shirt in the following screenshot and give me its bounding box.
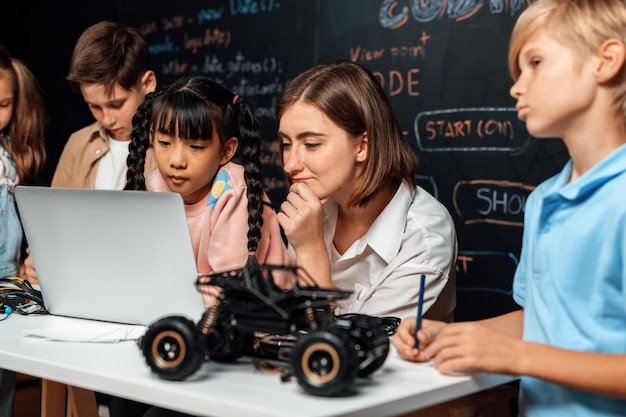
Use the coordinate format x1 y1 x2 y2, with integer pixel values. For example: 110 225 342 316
392 1 626 416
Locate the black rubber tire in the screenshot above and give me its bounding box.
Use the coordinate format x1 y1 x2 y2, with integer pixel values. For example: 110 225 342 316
141 316 204 381
290 329 358 396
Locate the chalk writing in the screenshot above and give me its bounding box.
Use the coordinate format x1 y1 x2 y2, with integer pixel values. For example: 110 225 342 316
456 250 519 295
149 36 179 55
230 0 280 16
183 27 232 54
390 35 430 59
139 21 159 36
414 108 529 152
160 59 188 75
453 180 534 227
260 140 286 193
372 68 420 97
232 77 284 98
264 175 288 194
227 53 281 77
379 0 533 28
259 140 282 167
349 31 431 65
139 1 281 38
158 50 282 77
163 16 185 30
198 7 225 23
160 52 282 86
350 47 385 62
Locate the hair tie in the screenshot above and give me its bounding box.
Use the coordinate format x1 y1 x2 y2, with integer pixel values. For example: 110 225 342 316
232 95 239 105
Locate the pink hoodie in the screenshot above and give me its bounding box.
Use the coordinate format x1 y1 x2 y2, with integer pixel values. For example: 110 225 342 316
146 162 293 306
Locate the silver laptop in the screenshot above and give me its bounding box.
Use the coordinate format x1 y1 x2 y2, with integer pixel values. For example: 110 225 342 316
15 186 206 325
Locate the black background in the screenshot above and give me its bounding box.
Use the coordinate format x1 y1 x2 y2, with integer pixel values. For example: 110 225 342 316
2 0 569 321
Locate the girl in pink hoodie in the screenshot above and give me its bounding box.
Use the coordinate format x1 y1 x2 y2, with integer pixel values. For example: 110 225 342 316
125 75 292 307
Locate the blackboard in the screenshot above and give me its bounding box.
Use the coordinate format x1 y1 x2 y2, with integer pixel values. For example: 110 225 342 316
120 0 570 321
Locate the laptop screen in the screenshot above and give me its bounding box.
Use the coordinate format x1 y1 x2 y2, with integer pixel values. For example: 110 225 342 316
15 186 205 325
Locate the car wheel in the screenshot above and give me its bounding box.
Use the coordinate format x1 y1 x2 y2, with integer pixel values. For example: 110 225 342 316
290 329 358 396
141 316 204 381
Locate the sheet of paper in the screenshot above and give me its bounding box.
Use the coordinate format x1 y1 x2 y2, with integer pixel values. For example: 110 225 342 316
24 321 146 342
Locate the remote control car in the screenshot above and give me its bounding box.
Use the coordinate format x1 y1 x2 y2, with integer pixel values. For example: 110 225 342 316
138 264 398 397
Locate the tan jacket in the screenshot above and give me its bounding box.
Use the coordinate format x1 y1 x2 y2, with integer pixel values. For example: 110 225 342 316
51 122 156 188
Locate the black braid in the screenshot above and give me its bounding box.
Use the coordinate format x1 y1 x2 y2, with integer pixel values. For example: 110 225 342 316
233 97 264 263
125 92 155 191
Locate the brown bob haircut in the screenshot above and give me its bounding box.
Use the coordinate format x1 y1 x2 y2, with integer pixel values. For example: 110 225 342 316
275 60 417 208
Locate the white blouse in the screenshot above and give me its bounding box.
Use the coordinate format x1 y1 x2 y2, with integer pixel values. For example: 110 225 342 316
321 182 457 320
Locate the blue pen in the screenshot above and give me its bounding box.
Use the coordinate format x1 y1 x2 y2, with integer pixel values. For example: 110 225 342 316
414 274 426 350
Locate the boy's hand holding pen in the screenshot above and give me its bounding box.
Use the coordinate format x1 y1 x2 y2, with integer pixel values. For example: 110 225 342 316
392 274 437 362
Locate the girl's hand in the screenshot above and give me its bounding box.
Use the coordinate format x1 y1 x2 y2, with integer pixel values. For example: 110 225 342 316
392 317 447 362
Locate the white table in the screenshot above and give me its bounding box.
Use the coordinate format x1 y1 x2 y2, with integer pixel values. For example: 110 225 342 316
0 314 516 417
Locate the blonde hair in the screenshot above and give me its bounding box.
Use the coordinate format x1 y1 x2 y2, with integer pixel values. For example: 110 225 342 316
508 0 626 124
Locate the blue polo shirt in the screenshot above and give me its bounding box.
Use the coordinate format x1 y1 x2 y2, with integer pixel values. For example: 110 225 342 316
513 143 626 416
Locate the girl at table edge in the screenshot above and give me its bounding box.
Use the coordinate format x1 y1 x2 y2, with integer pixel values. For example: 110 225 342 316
392 0 626 415
275 60 457 321
0 44 47 417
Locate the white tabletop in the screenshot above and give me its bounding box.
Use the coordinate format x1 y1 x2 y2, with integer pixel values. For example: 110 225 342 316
0 314 516 417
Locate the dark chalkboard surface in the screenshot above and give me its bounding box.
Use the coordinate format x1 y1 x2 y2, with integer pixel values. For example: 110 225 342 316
120 0 569 321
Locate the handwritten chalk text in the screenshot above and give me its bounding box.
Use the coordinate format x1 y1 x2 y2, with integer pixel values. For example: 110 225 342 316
415 108 529 152
456 250 519 295
453 180 534 227
379 0 533 28
349 31 430 63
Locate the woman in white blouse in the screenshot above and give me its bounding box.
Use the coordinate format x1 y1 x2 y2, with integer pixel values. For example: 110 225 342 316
275 60 457 321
